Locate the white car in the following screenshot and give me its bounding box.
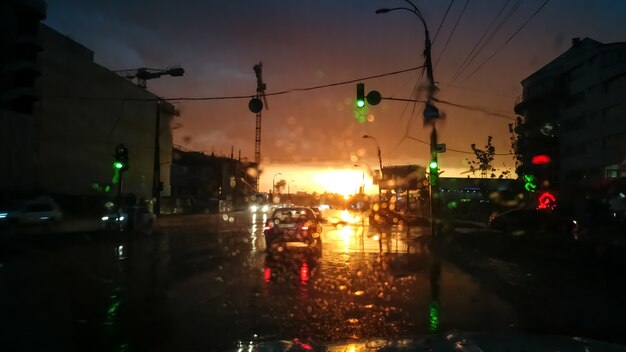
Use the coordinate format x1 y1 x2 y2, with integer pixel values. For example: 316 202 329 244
0 197 63 225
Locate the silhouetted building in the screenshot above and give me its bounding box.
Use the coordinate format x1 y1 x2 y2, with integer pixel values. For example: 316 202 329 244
169 145 257 212
3 23 177 211
514 38 626 187
1 0 47 194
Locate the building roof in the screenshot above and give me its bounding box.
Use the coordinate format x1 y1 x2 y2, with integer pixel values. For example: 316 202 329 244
521 38 605 84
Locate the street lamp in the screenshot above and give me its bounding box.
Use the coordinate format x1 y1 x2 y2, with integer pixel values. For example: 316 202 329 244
375 4 435 94
354 164 365 195
272 172 282 194
362 134 383 197
377 0 441 236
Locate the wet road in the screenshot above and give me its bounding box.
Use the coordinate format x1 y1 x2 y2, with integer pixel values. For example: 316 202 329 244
6 209 626 351
0 209 525 351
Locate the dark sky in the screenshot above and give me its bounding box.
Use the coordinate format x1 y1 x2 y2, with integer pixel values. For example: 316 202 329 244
45 0 626 186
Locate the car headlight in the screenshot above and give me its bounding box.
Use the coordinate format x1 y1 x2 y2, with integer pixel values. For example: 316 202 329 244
101 216 109 221
250 205 258 212
262 205 269 212
0 212 8 219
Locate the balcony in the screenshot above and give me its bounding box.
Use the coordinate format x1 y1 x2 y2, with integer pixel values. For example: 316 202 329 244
514 84 569 115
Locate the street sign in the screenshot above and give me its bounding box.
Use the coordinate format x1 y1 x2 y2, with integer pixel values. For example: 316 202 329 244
436 143 446 153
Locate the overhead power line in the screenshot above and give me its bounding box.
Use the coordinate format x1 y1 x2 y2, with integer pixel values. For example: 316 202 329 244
447 0 513 86
48 64 515 120
432 0 455 45
461 0 525 76
52 65 425 102
405 136 513 155
434 0 470 69
463 0 551 82
431 97 516 120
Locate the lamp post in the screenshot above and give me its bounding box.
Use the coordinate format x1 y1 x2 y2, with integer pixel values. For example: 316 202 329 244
353 164 365 195
377 1 441 236
272 172 282 195
363 134 383 198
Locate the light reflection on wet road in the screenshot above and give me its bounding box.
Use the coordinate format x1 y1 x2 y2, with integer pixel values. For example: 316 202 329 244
0 210 520 351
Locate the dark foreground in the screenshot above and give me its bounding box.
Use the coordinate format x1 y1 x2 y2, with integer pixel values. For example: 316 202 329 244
0 211 625 351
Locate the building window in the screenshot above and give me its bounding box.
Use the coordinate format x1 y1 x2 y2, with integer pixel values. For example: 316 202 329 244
603 132 626 151
566 169 584 182
605 164 626 179
587 85 597 96
570 64 585 81
565 91 585 108
602 73 626 95
601 50 620 67
602 105 623 123
563 141 588 158
561 114 586 132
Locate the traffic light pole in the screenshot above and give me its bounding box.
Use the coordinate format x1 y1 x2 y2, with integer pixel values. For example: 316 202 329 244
429 127 439 237
118 171 124 211
152 99 161 216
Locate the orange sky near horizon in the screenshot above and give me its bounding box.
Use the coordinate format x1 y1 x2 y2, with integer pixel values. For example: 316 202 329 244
257 162 506 195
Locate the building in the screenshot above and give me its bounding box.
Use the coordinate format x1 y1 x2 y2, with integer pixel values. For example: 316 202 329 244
3 22 177 213
1 0 47 194
514 38 626 189
169 145 257 213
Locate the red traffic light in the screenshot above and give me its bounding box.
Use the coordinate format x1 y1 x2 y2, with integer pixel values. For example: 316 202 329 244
537 191 556 210
532 154 551 165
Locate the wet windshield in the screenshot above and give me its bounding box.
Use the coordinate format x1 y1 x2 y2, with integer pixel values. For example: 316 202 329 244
2 0 626 351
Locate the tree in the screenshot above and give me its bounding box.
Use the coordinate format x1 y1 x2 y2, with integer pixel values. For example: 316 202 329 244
275 179 287 194
509 116 525 176
467 136 511 179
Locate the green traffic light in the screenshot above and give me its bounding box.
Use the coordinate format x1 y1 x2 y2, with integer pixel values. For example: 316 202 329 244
113 161 124 169
356 99 365 108
429 161 438 169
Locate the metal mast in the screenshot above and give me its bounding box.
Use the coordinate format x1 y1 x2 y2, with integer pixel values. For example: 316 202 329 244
253 62 268 190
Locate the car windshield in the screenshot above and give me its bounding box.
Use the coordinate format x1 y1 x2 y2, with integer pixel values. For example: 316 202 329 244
272 208 315 223
3 0 626 351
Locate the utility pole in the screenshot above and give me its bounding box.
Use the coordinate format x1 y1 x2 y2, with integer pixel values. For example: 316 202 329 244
376 2 442 236
153 99 161 215
424 24 441 237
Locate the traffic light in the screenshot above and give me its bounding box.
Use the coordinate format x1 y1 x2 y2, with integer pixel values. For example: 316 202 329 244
523 174 537 192
429 160 438 170
537 191 556 210
114 144 129 171
531 154 551 165
356 83 365 108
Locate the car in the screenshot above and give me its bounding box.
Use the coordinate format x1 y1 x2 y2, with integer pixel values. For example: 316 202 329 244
488 208 579 236
263 207 323 252
249 203 270 213
0 196 63 226
101 205 155 231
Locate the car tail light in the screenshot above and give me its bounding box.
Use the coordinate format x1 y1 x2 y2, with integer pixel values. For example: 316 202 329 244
264 267 271 282
300 263 309 282
301 226 309 230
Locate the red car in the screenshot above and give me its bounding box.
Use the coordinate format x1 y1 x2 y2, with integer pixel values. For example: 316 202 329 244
263 207 323 252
